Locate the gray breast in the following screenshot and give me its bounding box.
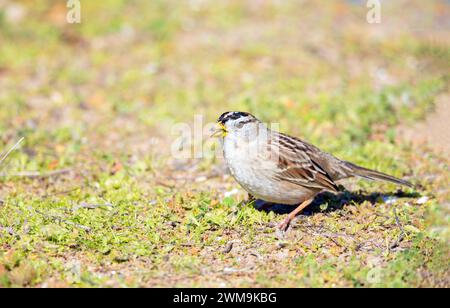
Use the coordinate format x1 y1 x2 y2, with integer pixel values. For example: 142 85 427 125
223 137 313 205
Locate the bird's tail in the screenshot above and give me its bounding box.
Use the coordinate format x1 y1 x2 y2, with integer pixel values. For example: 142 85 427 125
343 161 414 188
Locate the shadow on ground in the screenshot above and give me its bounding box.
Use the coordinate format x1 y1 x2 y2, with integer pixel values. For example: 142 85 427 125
252 188 421 215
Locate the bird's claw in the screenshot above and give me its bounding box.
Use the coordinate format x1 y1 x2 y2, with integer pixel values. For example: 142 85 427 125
277 217 292 232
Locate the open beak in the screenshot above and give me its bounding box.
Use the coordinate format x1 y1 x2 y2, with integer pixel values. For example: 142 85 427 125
210 122 227 138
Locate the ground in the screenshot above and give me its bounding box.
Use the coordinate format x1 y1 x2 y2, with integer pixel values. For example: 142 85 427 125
0 0 449 287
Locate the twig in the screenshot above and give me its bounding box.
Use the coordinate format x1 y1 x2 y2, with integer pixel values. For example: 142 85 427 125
297 222 355 240
40 187 81 198
34 209 91 232
390 208 406 250
0 137 24 167
73 202 113 210
0 168 71 179
295 225 346 248
154 179 176 188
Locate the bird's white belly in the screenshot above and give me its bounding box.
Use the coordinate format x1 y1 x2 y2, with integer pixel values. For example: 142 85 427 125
223 139 311 205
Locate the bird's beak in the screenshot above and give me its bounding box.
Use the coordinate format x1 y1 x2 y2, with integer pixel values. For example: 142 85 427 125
211 122 227 138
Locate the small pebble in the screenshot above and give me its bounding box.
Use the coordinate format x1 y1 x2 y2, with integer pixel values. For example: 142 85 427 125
222 242 233 253
195 176 207 182
277 241 288 249
167 221 177 228
224 188 239 197
382 196 398 205
223 267 238 274
416 196 429 205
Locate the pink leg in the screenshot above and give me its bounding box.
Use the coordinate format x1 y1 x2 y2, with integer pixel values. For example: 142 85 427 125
277 198 314 231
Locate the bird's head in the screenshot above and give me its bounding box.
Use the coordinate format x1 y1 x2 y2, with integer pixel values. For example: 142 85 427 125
211 111 261 138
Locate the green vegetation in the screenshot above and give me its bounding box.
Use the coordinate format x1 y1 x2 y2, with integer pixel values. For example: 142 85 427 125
0 0 448 287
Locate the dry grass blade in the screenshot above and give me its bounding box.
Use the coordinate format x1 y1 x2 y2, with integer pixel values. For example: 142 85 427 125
0 169 72 179
0 137 24 167
34 209 92 232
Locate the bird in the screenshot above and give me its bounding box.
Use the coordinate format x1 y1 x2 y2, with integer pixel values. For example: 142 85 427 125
212 111 414 231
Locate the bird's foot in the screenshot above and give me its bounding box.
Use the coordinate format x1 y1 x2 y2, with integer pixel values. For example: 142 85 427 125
277 216 293 232
277 198 313 232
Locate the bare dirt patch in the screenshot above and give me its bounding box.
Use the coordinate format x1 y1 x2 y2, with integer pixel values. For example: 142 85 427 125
399 93 450 154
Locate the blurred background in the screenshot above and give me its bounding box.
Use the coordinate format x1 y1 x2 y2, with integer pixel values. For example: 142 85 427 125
0 0 449 287
1 1 448 161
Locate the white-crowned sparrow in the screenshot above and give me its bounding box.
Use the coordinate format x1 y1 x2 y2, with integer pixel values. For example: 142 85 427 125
212 111 414 231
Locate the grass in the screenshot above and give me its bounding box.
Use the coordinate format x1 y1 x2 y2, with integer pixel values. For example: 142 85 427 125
0 0 449 287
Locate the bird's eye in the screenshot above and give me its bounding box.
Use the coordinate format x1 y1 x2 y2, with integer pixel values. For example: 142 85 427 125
235 122 244 129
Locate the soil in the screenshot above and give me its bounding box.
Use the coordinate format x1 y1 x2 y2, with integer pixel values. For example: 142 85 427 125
399 93 450 154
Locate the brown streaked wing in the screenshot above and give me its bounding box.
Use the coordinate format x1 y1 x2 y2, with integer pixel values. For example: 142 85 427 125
271 133 339 192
